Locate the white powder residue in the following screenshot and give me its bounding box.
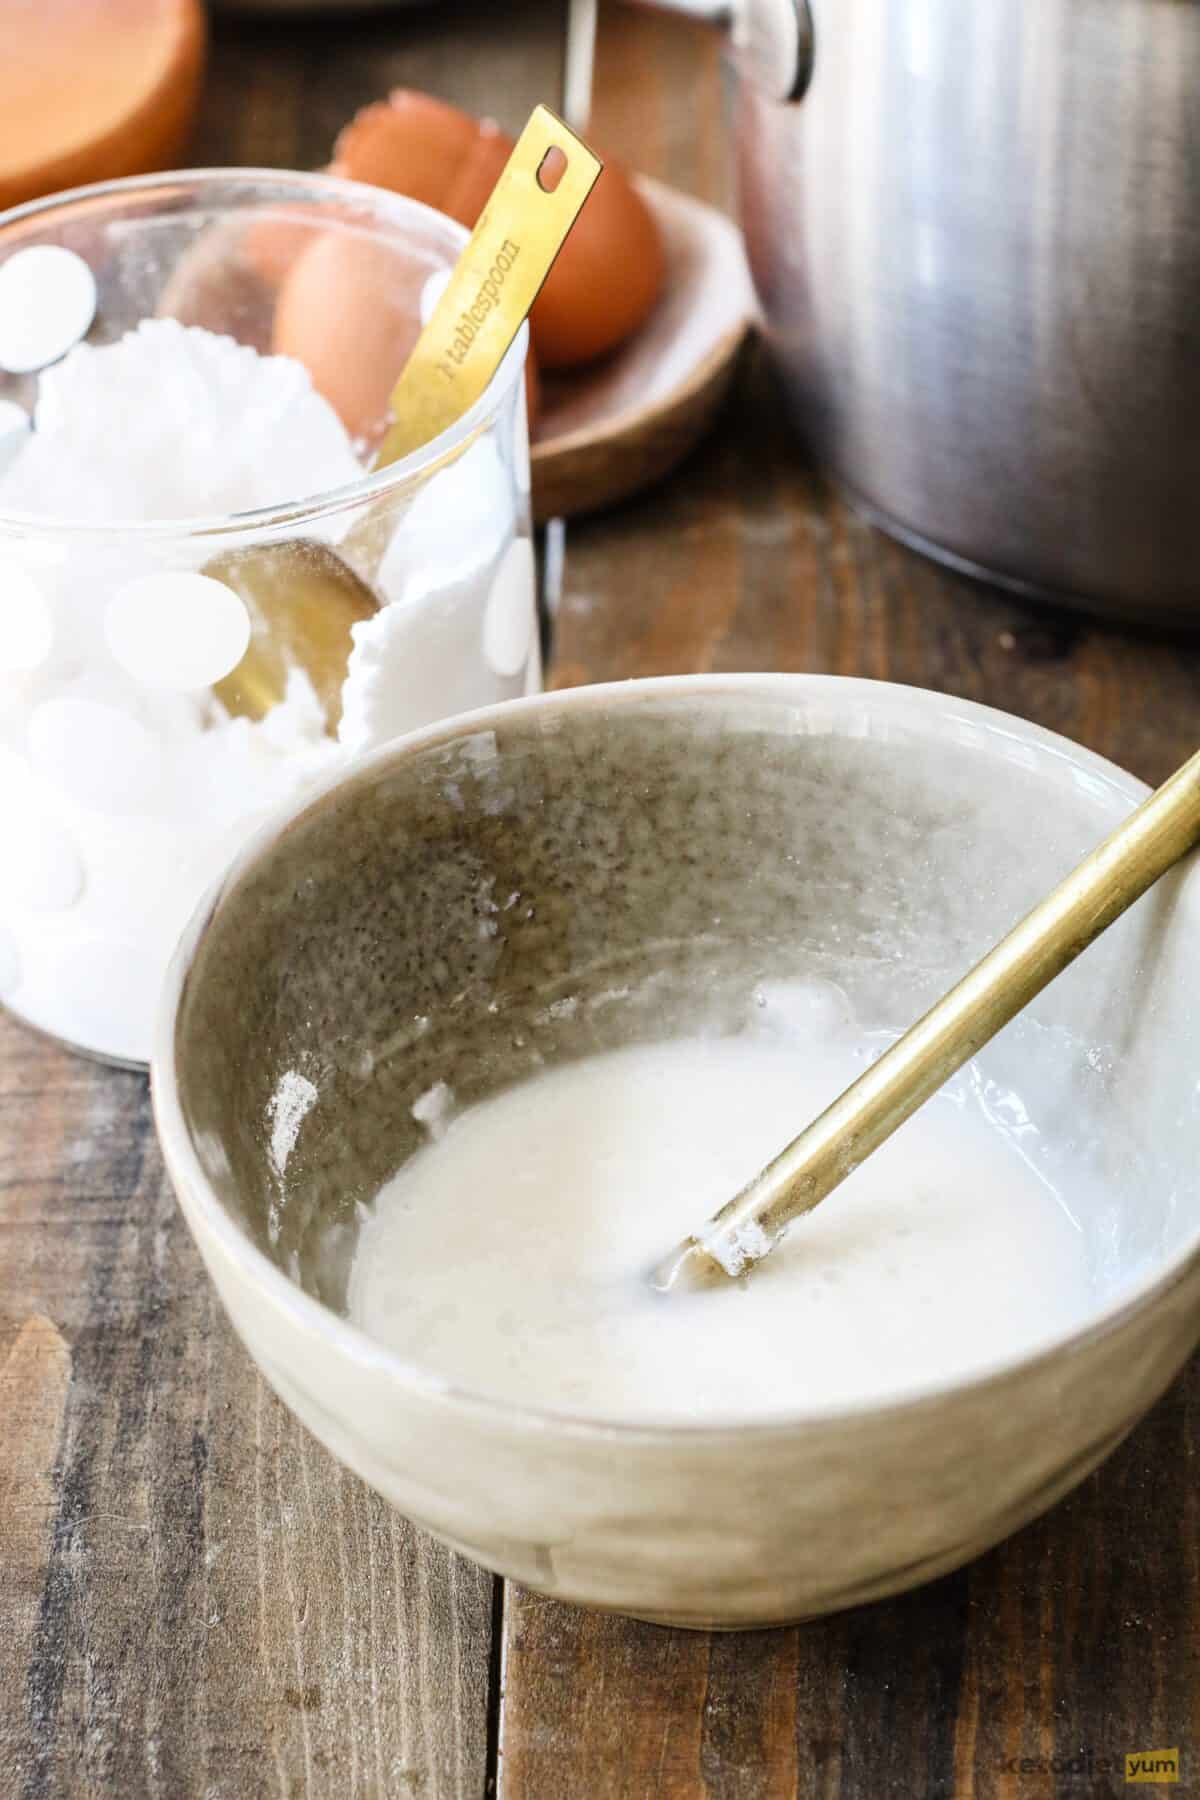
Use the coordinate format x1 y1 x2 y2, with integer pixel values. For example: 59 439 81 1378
411 1081 456 1141
697 1216 774 1278
751 978 854 1042
267 1069 319 1179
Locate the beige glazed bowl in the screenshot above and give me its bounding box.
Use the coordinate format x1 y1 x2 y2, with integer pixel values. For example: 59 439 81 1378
153 676 1200 1630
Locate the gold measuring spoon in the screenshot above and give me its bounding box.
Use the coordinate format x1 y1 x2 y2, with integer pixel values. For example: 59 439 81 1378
211 106 602 727
209 538 376 731
654 743 1200 1294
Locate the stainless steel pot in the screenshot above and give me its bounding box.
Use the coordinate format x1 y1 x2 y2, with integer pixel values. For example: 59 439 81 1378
643 0 1200 624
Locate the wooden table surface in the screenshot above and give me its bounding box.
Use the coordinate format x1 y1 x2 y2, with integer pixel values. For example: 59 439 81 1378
3 5 1198 1796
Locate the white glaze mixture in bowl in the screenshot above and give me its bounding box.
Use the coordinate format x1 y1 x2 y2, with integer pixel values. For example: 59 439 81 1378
349 1022 1096 1420
155 676 1200 1626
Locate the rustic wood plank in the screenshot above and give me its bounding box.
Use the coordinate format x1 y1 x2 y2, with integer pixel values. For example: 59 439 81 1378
191 0 569 171
0 1314 72 1777
0 7 573 1798
0 1028 496 1800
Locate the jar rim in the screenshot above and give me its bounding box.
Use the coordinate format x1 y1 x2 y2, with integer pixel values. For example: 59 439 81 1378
0 166 528 543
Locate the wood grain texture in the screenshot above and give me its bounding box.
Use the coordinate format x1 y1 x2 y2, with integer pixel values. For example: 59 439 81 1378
3 4 1199 1799
0 1038 495 1800
190 0 568 168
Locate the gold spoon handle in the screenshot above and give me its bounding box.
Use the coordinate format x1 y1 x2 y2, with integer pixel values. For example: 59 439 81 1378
655 743 1200 1292
376 105 601 468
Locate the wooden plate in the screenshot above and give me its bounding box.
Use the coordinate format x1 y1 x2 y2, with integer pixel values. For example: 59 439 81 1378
531 178 757 524
0 0 206 211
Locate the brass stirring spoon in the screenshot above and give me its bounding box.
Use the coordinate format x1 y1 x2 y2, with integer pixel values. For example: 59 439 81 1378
211 106 602 729
654 743 1200 1294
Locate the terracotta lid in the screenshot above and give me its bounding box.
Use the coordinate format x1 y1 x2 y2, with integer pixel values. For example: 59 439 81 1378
0 0 206 211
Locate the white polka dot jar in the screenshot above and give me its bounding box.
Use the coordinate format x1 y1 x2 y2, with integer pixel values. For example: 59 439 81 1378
0 172 536 1066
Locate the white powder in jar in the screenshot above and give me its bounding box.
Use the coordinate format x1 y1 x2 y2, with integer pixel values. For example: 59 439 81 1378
0 322 532 1063
0 319 363 522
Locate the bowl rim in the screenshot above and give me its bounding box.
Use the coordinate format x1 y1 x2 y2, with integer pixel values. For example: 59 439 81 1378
152 672 1200 1440
0 165 528 542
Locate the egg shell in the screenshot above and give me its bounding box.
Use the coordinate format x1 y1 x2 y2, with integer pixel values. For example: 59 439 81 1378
333 90 481 211
273 230 428 442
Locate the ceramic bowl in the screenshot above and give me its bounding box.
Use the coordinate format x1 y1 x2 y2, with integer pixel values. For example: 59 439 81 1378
153 676 1200 1629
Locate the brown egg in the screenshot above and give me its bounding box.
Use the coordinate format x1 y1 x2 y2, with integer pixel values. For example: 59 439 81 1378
327 90 665 372
325 96 544 434
273 231 427 444
530 160 665 370
158 220 276 352
241 204 329 289
332 90 480 211
278 86 628 448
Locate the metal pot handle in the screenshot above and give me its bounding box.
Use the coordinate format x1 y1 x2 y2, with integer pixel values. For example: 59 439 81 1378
625 0 814 103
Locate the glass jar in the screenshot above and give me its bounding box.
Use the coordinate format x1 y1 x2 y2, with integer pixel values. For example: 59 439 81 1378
0 170 536 1066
